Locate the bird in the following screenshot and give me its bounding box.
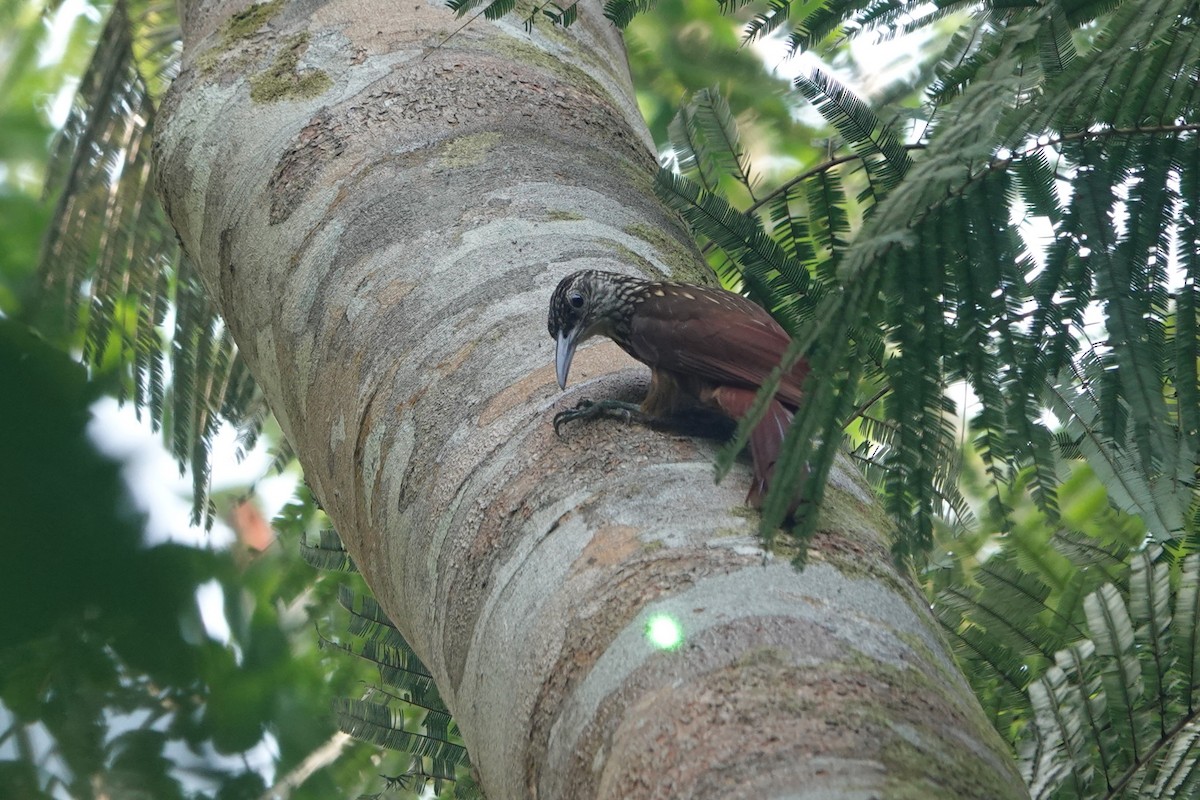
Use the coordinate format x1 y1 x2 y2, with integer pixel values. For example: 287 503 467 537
547 269 809 508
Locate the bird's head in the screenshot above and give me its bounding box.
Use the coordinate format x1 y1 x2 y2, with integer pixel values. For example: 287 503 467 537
547 270 637 390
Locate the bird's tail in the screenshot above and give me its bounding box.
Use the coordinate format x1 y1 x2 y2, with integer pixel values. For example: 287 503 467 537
709 387 795 511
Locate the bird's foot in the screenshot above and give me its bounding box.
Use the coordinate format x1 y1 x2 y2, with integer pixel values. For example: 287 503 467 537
554 399 649 436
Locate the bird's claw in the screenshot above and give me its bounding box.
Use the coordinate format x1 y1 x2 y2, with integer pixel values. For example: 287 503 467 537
553 400 596 436
553 399 641 436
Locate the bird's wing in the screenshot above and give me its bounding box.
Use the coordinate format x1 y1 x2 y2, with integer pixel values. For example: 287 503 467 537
628 285 808 406
707 386 784 501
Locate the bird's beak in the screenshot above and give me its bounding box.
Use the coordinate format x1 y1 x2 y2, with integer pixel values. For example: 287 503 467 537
555 328 578 390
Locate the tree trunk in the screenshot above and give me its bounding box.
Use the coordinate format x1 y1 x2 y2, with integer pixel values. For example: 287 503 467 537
154 0 1028 797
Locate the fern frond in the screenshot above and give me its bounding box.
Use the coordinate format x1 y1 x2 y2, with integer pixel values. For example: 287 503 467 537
338 584 397 630
691 87 758 198
446 0 489 16
1086 582 1145 767
667 105 719 193
795 69 912 195
1027 648 1096 799
602 0 656 28
742 0 791 44
1051 529 1131 578
1048 355 1187 543
804 166 851 275
1130 550 1174 736
939 605 1032 698
1175 555 1200 715
939 582 1056 663
1148 716 1200 798
1013 149 1064 222
300 528 358 572
34 0 268 526
1036 2 1076 77
333 698 469 767
1175 144 1200 471
482 0 517 19
541 2 580 27
653 170 820 330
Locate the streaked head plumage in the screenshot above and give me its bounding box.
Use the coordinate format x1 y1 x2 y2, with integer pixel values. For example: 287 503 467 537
547 270 646 390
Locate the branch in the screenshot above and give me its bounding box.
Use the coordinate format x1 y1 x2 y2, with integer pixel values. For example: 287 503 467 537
747 143 928 216
257 731 352 800
1103 705 1200 800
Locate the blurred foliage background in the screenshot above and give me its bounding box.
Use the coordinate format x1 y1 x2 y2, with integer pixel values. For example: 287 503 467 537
0 4 410 797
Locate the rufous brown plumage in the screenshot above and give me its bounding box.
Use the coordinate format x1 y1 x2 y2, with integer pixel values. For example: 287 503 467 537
547 269 808 507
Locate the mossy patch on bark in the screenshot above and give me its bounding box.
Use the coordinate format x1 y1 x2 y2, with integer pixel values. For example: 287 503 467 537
819 654 1025 799
249 33 331 103
622 221 708 283
438 132 503 169
196 0 285 73
226 0 285 40
612 242 666 281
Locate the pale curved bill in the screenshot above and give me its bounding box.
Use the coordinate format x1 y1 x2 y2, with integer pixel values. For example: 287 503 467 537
555 329 578 390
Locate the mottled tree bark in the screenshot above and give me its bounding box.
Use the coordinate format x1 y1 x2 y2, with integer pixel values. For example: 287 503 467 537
154 0 1028 797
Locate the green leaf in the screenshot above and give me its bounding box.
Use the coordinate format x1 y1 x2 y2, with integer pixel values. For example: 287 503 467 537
1085 583 1144 766
603 0 656 27
794 69 911 195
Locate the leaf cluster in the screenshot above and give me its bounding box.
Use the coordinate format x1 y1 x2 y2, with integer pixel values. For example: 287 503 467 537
26 0 273 530
0 332 391 799
311 531 481 799
649 0 1200 563
927 461 1200 798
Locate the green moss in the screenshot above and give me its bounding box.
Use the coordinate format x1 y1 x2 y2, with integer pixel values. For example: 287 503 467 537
438 132 503 169
819 653 1023 798
881 732 1024 800
226 0 285 40
897 631 964 697
639 540 665 553
711 526 746 538
795 479 924 610
195 49 221 74
546 210 586 221
617 157 659 205
823 547 913 610
249 33 331 103
197 0 285 74
612 243 664 280
487 36 609 101
736 646 788 668
623 221 708 283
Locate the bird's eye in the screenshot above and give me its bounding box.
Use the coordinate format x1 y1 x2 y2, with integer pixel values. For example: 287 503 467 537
569 292 584 309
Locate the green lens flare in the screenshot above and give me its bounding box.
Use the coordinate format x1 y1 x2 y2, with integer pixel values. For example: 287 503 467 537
645 613 683 650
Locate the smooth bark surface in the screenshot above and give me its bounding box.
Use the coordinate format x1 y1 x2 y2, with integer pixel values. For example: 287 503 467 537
155 0 1028 797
